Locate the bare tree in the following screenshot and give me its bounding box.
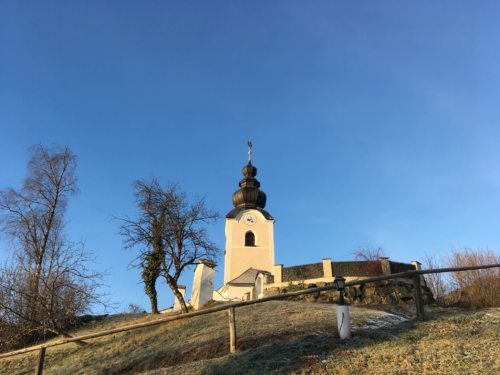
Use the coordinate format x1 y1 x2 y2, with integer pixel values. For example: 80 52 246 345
0 244 102 348
0 145 77 314
0 145 104 350
119 180 168 314
353 246 385 275
120 180 219 313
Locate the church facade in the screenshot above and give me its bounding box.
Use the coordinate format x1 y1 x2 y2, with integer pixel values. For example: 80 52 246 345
213 144 423 303
214 145 276 301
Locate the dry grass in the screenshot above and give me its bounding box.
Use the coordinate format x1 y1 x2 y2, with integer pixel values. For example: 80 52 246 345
0 301 379 374
1 302 498 375
307 308 500 375
145 307 499 375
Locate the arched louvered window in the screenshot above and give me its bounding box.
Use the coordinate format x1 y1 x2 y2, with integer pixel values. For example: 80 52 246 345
245 231 255 247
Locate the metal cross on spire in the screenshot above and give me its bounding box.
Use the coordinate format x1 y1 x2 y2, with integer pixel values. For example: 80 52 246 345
247 140 253 162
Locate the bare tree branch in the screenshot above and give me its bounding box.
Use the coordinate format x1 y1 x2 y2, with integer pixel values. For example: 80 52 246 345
0 145 106 352
119 180 220 314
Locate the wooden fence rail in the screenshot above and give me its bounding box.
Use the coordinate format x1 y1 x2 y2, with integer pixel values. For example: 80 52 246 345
0 263 498 374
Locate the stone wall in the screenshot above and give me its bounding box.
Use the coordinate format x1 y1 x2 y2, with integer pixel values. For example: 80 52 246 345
389 261 416 274
277 258 418 284
331 261 382 277
264 278 434 306
282 263 323 282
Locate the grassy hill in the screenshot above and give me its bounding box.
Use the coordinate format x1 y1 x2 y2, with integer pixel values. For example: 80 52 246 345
0 301 498 374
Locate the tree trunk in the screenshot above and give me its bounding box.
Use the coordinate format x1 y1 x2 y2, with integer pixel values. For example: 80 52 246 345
141 253 160 314
165 275 188 313
148 289 159 314
28 262 43 323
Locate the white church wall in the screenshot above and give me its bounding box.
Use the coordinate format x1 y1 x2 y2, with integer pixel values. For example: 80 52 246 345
254 273 266 299
191 261 215 310
213 285 229 302
224 209 275 284
228 285 254 301
272 264 283 283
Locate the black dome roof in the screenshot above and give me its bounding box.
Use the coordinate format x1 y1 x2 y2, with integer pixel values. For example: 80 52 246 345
226 161 273 220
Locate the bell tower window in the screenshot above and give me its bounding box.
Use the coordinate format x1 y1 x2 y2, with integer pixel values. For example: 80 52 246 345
245 231 255 247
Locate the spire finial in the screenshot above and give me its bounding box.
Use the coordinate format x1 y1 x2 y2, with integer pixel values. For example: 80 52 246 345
247 140 253 162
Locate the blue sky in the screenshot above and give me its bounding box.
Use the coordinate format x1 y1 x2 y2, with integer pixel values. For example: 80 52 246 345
1 1 499 312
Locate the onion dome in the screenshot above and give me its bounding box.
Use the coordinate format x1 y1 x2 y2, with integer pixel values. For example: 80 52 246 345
231 161 267 209
226 142 273 220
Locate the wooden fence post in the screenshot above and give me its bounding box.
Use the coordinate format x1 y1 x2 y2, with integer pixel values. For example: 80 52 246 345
34 347 46 375
413 273 425 320
228 307 236 353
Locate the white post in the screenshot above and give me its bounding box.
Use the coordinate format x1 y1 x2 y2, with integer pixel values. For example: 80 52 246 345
336 305 351 339
379 257 391 275
322 258 333 278
411 261 426 286
191 260 216 310
272 264 283 284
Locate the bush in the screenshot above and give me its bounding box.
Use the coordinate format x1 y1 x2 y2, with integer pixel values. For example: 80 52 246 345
447 248 499 309
423 255 450 306
126 303 144 314
353 246 385 276
425 248 499 309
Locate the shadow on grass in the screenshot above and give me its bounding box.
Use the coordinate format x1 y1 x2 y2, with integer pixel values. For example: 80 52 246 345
199 315 422 375
126 307 455 374
111 330 327 375
49 305 452 375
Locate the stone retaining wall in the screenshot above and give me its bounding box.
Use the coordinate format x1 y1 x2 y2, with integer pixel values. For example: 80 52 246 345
264 278 434 306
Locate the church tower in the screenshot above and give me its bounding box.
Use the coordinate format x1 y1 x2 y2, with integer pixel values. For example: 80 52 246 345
223 143 275 284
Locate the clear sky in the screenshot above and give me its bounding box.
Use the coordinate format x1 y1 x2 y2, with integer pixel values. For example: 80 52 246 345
1 1 499 312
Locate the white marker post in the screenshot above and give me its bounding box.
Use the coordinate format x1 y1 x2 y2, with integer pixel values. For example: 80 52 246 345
334 276 351 340
336 305 351 340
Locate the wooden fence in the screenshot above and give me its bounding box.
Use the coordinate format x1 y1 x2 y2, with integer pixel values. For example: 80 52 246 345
0 263 498 374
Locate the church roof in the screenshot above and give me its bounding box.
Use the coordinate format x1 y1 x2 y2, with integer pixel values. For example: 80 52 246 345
227 268 271 286
227 143 271 217
229 161 268 212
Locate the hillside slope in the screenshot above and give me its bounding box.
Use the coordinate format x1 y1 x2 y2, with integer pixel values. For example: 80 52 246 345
0 301 397 374
0 302 498 374
147 307 499 375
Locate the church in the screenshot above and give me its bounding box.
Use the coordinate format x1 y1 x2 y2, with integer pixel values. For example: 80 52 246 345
211 142 423 304
214 142 275 301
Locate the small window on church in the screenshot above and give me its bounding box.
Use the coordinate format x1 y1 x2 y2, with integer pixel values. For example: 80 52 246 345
245 231 255 247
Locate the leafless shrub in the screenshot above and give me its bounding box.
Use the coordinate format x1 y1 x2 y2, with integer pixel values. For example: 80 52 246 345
353 246 384 275
126 303 144 314
423 255 450 306
446 247 499 309
424 248 499 309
